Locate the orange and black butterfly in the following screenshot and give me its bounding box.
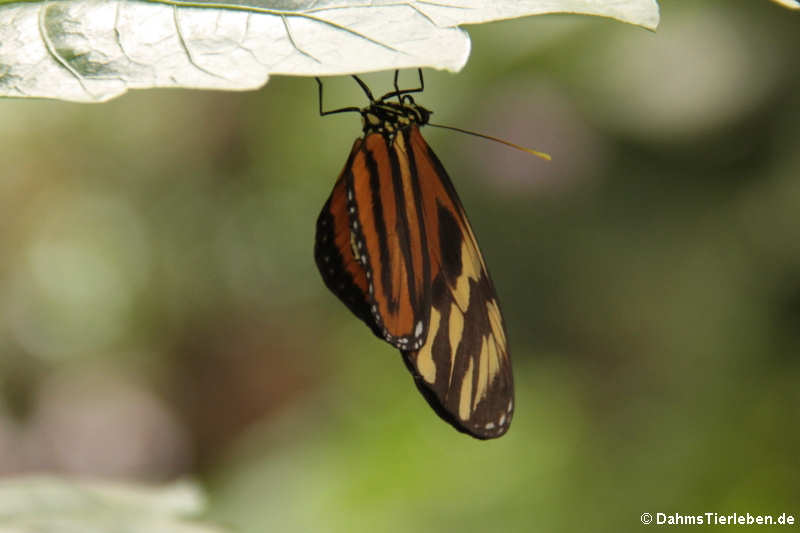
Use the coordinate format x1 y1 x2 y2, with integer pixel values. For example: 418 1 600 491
314 70 514 439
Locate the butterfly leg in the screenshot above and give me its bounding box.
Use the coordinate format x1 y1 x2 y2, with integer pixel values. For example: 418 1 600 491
316 77 363 116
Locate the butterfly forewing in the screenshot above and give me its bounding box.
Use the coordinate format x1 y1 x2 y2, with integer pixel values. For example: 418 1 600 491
400 126 513 439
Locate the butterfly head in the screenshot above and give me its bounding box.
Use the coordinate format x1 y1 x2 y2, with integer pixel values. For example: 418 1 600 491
361 95 431 138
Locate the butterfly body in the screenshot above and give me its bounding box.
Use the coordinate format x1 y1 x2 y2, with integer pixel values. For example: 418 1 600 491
315 78 514 439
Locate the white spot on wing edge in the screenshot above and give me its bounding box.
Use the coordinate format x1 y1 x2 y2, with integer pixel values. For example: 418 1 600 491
414 320 423 338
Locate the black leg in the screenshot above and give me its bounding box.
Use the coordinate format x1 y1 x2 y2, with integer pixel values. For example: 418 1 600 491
380 68 425 102
316 77 361 117
351 75 376 102
393 70 401 99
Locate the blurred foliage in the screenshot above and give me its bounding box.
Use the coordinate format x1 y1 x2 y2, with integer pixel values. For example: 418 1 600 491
0 476 222 533
1 0 799 531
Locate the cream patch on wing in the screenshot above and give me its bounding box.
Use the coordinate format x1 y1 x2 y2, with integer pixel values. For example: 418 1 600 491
486 299 507 349
486 337 499 386
486 299 507 386
473 335 490 410
415 307 440 384
453 241 481 312
459 356 474 421
447 301 464 388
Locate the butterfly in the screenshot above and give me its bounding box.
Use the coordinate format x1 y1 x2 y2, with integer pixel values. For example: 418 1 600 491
314 70 516 439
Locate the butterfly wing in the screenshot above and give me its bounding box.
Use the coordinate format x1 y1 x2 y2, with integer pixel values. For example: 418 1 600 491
315 134 432 349
398 125 514 439
315 126 513 439
314 138 381 337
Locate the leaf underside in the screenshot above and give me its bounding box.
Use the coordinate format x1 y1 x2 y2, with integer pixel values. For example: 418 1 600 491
0 0 660 102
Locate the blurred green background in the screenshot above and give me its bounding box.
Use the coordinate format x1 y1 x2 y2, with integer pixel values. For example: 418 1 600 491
1 0 799 530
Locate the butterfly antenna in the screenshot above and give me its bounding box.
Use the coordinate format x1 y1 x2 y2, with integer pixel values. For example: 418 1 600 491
428 123 551 161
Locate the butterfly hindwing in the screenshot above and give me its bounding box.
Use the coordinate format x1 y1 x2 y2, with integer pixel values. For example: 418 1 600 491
314 139 381 337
